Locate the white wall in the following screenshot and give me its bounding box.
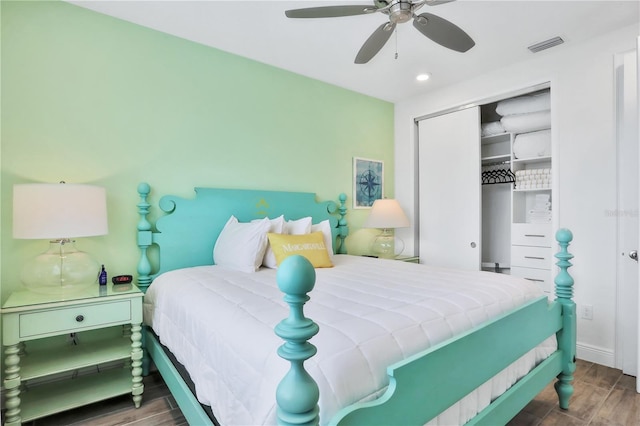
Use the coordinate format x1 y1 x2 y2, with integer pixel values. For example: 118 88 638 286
394 23 639 367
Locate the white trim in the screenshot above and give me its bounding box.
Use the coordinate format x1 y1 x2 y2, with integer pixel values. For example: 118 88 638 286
577 341 615 368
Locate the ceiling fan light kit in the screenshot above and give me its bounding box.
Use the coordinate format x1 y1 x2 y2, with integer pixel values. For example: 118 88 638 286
285 0 475 64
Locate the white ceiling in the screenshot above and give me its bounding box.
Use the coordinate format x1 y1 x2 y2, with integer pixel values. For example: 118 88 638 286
68 0 639 103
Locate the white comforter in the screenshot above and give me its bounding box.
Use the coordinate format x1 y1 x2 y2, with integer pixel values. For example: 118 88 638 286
144 255 556 425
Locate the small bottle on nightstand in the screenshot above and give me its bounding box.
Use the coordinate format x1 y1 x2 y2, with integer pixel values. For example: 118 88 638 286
99 265 107 285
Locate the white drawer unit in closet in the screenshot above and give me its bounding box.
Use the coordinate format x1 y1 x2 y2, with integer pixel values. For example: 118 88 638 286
511 266 552 294
511 223 553 295
511 245 552 269
511 223 553 247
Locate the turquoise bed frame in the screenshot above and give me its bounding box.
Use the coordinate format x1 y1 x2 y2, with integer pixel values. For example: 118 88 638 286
135 183 576 425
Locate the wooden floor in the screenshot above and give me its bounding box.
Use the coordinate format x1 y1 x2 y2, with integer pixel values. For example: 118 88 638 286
508 359 640 426
5 359 640 425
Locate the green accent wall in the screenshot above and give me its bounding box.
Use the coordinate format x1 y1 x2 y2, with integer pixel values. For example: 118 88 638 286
1 1 394 301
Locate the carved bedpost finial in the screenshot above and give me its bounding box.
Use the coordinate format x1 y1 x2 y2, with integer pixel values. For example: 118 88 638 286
554 228 574 300
137 183 153 293
275 255 320 426
336 193 349 255
554 228 576 410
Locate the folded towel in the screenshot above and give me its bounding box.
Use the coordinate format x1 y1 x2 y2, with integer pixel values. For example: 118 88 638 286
481 121 506 137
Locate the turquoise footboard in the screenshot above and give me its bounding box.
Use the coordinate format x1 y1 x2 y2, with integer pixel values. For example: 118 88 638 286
274 229 575 425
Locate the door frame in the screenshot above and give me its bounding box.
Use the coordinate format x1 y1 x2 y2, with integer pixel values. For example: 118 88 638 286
613 47 638 378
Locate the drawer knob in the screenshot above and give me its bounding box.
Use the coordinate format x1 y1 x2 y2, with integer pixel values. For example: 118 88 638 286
75 315 84 322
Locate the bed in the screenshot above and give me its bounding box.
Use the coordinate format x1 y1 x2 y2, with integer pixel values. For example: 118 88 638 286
135 183 576 425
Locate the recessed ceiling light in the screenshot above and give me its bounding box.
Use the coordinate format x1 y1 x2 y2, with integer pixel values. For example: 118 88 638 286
416 73 431 82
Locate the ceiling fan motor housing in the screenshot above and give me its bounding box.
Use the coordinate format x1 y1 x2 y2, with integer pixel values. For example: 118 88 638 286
388 1 414 24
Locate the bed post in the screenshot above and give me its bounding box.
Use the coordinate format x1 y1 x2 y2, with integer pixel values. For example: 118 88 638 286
336 193 348 254
554 228 576 410
275 255 320 426
136 182 153 294
136 183 153 376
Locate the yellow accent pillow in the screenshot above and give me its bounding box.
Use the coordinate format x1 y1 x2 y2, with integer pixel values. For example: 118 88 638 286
267 231 334 268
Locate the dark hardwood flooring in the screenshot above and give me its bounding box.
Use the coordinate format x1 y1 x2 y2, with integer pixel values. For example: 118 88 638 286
508 359 640 426
5 359 640 425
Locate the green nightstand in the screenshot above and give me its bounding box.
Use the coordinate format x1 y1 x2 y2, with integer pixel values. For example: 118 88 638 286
1 284 144 425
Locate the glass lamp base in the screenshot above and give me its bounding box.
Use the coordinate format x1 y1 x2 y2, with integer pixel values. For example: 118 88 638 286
21 240 99 294
371 229 404 259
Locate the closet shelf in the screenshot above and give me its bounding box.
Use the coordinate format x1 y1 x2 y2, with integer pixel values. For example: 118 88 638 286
482 154 511 165
513 187 551 192
512 156 551 165
481 133 511 144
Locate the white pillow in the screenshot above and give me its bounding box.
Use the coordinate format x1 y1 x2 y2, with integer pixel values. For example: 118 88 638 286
512 129 551 159
284 217 312 235
213 216 271 273
500 110 551 133
252 215 285 269
496 91 550 116
311 220 334 258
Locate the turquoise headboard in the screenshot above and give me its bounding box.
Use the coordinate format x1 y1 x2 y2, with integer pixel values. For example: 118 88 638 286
136 183 348 292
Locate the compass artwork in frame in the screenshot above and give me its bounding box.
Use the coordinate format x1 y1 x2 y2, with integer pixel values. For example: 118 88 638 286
353 157 384 209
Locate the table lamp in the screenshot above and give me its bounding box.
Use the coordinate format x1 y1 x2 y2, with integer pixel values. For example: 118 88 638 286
13 182 108 294
363 198 410 258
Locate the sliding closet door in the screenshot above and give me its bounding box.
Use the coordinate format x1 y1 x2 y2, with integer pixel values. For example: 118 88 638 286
418 107 481 270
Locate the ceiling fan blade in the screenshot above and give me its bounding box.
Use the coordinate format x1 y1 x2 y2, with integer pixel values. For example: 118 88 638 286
425 0 457 6
285 5 376 19
413 12 475 52
355 22 396 64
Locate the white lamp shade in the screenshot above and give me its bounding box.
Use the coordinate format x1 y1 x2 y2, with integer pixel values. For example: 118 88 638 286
13 183 108 239
363 199 410 229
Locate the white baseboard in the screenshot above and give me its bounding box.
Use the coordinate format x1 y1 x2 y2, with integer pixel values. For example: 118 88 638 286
577 341 616 368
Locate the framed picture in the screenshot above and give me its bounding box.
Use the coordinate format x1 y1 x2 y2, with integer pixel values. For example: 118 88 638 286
353 157 384 209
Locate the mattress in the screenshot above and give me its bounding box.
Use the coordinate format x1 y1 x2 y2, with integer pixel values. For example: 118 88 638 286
144 255 556 425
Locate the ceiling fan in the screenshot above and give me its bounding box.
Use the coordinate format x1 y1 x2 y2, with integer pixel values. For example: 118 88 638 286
285 0 475 64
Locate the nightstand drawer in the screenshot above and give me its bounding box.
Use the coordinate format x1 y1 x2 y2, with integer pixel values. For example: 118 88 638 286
511 245 552 269
19 300 133 338
512 223 553 247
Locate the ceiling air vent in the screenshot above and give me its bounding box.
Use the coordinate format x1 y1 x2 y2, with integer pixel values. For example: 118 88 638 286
528 36 564 53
